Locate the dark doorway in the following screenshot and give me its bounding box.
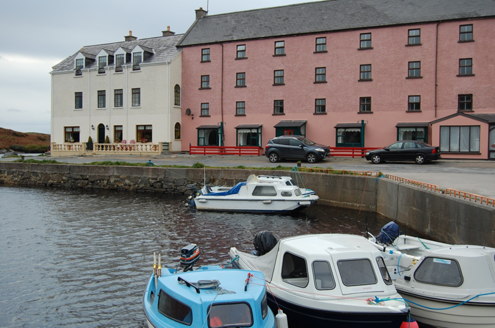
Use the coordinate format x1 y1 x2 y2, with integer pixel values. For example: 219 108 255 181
98 124 105 143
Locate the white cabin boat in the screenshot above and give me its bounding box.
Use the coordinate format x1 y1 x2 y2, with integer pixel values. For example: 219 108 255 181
369 227 495 328
229 233 411 328
193 175 318 213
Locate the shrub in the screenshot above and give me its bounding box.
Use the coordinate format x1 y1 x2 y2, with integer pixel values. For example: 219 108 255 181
10 144 25 152
24 144 49 153
105 136 110 143
87 136 93 143
192 162 205 168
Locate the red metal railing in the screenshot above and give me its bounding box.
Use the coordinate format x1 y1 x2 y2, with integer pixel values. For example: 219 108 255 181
329 147 380 158
189 145 262 156
444 188 495 207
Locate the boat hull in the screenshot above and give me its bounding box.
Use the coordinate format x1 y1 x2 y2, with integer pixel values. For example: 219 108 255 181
266 293 408 328
398 290 495 328
194 197 316 213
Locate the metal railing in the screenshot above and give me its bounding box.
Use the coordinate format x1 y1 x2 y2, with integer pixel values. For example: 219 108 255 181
329 147 380 158
189 145 262 156
386 174 442 193
445 188 495 207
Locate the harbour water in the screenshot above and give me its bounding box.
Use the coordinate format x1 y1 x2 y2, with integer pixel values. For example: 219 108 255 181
0 185 426 328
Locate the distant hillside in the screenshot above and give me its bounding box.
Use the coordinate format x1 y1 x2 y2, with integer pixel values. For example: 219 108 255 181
0 128 50 152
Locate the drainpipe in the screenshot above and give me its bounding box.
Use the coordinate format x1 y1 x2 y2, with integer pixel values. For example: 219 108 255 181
220 43 224 146
360 120 365 147
125 62 128 142
434 22 440 118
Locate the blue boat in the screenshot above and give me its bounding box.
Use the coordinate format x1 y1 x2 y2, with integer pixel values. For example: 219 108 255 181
143 244 276 328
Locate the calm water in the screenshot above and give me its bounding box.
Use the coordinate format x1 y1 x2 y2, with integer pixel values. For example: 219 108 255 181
0 186 422 328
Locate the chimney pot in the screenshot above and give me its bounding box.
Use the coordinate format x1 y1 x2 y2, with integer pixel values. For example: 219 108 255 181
195 7 207 20
162 26 175 37
125 30 137 42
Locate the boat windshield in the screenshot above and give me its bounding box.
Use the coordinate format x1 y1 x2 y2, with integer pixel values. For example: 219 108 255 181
414 257 463 287
158 290 193 325
376 257 393 285
337 259 377 286
209 303 253 327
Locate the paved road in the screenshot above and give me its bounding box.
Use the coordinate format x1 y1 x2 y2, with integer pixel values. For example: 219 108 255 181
2 153 495 199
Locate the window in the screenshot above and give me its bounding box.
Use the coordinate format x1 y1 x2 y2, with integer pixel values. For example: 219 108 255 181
237 127 261 147
133 52 142 71
360 97 371 112
236 44 246 58
174 122 181 140
315 37 326 52
408 29 421 45
174 85 180 106
97 90 106 108
440 125 480 152
98 56 106 74
201 75 210 88
115 54 124 72
281 252 308 288
137 125 152 143
459 24 473 41
75 58 83 75
376 257 393 285
398 127 426 141
458 94 472 111
201 48 210 62
274 41 285 55
208 303 253 327
75 92 83 109
236 73 246 87
360 64 371 80
158 289 192 325
65 127 80 142
408 95 421 111
198 128 218 146
336 127 362 147
459 58 473 75
252 186 277 196
281 191 292 197
114 125 123 142
132 88 141 107
360 33 371 49
114 89 123 107
312 261 336 290
338 259 377 286
274 70 284 85
236 101 245 115
414 257 463 287
315 99 326 113
408 61 421 77
201 103 209 116
274 100 284 114
315 67 326 82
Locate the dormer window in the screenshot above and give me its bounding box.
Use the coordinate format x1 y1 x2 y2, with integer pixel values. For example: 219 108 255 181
133 52 142 71
75 58 83 76
115 54 125 72
98 56 106 74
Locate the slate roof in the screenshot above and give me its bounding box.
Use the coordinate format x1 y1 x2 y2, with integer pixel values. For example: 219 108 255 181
52 34 183 72
430 112 495 124
274 120 307 127
178 0 495 47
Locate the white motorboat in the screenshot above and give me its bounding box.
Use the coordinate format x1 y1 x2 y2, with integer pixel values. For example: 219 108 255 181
191 174 319 213
369 222 495 328
229 232 412 328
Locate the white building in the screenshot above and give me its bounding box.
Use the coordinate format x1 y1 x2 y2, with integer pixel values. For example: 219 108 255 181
50 30 183 154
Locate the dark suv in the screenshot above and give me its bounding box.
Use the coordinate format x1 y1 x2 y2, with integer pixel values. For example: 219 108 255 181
265 136 330 163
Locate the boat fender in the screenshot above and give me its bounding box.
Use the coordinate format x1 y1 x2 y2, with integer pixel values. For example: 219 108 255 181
399 315 419 328
275 309 288 328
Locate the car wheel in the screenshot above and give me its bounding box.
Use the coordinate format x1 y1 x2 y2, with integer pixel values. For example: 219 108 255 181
268 152 279 163
415 154 426 164
371 154 381 164
306 153 317 163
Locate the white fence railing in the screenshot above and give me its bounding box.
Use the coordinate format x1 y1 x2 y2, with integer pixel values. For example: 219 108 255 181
50 142 163 156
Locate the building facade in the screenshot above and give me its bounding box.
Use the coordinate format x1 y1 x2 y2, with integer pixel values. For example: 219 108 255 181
178 0 495 159
51 30 183 153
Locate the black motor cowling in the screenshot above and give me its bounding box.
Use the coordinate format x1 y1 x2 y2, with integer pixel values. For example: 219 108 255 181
253 231 278 256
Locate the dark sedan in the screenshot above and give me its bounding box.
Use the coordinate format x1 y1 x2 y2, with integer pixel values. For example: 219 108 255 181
365 140 441 164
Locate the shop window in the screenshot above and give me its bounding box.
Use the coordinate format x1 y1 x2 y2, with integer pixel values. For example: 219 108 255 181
336 127 362 147
65 127 80 142
398 127 426 142
137 125 152 143
440 126 480 153
198 128 219 146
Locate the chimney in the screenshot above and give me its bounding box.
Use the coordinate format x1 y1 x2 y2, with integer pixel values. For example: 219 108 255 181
125 30 137 42
162 26 175 37
195 7 207 20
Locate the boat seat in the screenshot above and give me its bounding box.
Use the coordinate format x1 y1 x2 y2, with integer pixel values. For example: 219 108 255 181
396 245 420 251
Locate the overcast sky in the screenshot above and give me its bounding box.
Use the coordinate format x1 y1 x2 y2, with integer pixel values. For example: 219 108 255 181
0 0 321 134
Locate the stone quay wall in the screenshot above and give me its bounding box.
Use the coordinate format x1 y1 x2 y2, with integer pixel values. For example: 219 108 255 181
1 162 493 247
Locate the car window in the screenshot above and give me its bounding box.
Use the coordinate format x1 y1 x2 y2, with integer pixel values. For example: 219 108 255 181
388 142 403 149
300 138 315 146
403 142 417 149
289 139 302 146
276 139 290 145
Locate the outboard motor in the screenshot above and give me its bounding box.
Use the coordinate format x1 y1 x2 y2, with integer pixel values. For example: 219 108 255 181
180 243 200 272
252 231 278 256
377 221 400 244
186 184 198 207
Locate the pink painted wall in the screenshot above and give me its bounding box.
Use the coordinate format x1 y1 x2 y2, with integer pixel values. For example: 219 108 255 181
180 18 495 158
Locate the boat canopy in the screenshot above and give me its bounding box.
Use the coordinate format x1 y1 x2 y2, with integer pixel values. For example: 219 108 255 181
236 243 280 283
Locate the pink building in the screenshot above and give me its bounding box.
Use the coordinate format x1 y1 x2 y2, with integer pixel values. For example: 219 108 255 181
178 0 495 159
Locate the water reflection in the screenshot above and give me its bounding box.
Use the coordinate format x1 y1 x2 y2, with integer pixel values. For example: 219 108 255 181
0 186 424 328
